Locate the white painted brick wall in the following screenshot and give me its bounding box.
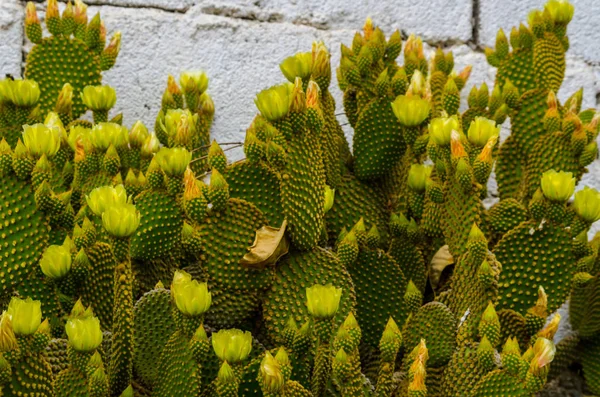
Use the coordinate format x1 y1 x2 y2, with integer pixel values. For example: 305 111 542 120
1 1 599 232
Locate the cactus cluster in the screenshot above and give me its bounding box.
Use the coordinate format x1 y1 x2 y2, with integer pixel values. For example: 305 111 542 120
0 0 599 396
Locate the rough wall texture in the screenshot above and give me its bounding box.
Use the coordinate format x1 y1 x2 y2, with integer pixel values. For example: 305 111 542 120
0 1 599 222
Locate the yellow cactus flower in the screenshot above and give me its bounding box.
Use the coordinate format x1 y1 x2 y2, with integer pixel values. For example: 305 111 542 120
141 135 160 157
467 117 501 147
544 0 574 24
311 41 330 78
89 122 128 151
10 79 40 107
391 95 431 127
39 244 72 279
102 203 141 238
306 284 343 319
180 71 209 95
7 297 42 336
86 185 128 216
540 170 575 202
212 328 253 364
407 164 433 192
254 83 294 122
170 270 212 316
154 147 192 177
55 83 74 114
428 115 459 146
22 123 61 158
81 85 117 111
573 186 600 223
65 315 103 352
0 312 18 352
163 109 197 138
260 352 284 393
530 337 556 375
280 52 313 83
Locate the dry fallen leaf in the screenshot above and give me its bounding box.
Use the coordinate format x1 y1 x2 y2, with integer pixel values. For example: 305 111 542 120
429 244 454 290
239 219 289 269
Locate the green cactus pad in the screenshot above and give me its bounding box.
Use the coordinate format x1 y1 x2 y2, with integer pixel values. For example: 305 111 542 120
495 220 575 315
347 247 407 347
487 199 529 237
226 160 283 226
581 338 600 394
497 309 528 350
325 171 389 247
130 190 182 261
198 198 272 292
471 369 529 396
262 248 356 341
440 344 491 396
81 242 116 329
154 331 200 397
133 286 176 388
404 302 457 368
280 129 326 251
46 338 69 377
352 98 405 180
495 135 526 200
3 353 54 396
388 237 427 292
26 36 102 119
569 273 600 338
204 282 260 329
0 173 50 294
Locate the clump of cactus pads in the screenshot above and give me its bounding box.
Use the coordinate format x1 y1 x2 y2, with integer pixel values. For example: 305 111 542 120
2 0 600 396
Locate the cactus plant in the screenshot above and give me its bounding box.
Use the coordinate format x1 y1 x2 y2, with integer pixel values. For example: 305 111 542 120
2 0 600 396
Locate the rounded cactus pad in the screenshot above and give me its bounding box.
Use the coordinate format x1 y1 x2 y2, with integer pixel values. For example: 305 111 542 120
226 160 283 226
404 302 457 368
347 247 407 347
262 248 356 341
352 98 405 180
198 198 272 292
130 190 182 261
81 242 116 329
495 220 575 316
26 36 102 118
0 173 49 293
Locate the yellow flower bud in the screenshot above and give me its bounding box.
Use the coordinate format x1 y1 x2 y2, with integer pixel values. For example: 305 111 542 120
260 352 284 393
407 70 426 97
155 147 192 177
129 121 149 148
65 315 103 352
86 185 129 216
7 297 42 336
55 83 74 114
428 115 459 146
141 135 160 157
306 284 343 319
254 83 294 122
22 123 61 158
573 186 600 223
89 122 129 151
391 95 431 127
280 52 313 83
311 41 330 79
40 244 72 279
0 312 18 352
102 203 141 238
467 117 501 147
10 79 40 107
407 164 433 192
81 85 117 111
544 0 574 24
170 270 212 316
180 71 209 95
324 185 335 213
540 169 575 202
211 328 253 364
